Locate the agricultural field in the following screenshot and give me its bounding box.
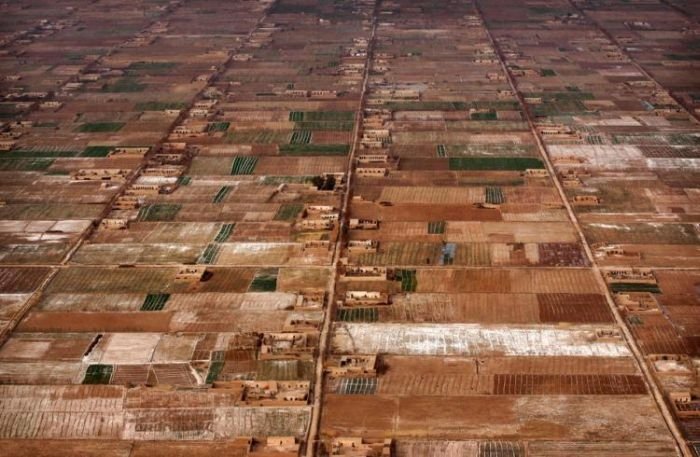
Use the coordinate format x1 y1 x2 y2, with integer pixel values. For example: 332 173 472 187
0 0 695 453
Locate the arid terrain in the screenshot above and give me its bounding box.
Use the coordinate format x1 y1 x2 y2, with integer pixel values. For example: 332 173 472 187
0 0 698 456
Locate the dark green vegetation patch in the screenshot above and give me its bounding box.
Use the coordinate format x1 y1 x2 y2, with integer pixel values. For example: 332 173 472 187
428 221 446 234
212 186 232 203
290 130 312 144
230 156 258 175
207 122 230 132
136 101 186 111
470 110 497 121
449 157 544 171
101 77 145 93
0 158 54 171
485 186 505 204
249 268 278 292
137 204 182 221
82 146 114 157
279 144 349 155
214 223 235 243
83 364 113 384
198 243 220 265
395 269 417 292
206 356 224 384
274 203 303 221
337 307 379 322
611 283 662 294
77 122 125 133
2 149 79 158
141 293 170 311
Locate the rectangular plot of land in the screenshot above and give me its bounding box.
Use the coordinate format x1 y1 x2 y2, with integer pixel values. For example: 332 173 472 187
248 268 278 292
492 374 647 395
290 130 312 144
584 223 699 245
274 203 303 221
110 365 149 385
336 377 377 395
279 144 349 155
478 441 525 457
428 221 446 234
379 187 485 204
83 364 113 384
77 122 124 133
449 157 544 171
337 307 379 322
377 373 481 396
610 283 661 294
396 269 417 292
538 296 612 323
137 204 181 222
389 293 540 324
396 441 478 457
100 333 160 364
230 156 258 175
485 187 505 205
357 243 443 266
257 360 314 381
332 323 631 357
140 293 170 311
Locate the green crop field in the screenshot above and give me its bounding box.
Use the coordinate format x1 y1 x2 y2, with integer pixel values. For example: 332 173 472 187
485 186 505 204
395 269 417 292
212 186 232 203
290 130 312 144
137 204 182 222
449 157 544 171
205 360 224 384
77 122 125 133
274 203 303 221
294 120 354 131
0 158 54 171
427 221 446 234
610 283 662 294
279 144 348 155
83 364 113 384
141 293 170 311
249 268 278 292
81 146 114 157
207 122 230 132
136 101 187 111
101 78 145 93
470 110 497 121
198 243 220 265
214 223 235 242
336 307 379 322
230 156 258 175
2 149 80 158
